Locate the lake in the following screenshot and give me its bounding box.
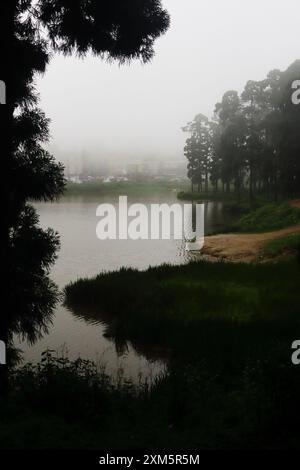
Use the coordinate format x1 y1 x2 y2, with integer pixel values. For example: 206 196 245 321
16 191 235 379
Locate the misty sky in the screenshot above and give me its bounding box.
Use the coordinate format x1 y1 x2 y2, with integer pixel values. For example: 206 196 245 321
37 0 300 164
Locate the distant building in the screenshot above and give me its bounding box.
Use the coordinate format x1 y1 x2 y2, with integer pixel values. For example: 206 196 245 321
67 175 82 184
103 176 129 183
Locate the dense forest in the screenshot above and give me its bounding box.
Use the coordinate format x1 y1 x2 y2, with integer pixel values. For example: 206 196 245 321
183 60 300 201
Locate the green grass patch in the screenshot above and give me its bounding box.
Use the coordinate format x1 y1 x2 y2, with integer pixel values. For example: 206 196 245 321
64 260 300 360
264 233 300 257
233 203 300 233
2 345 300 449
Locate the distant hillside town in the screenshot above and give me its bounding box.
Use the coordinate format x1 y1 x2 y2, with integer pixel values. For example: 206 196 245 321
65 157 187 184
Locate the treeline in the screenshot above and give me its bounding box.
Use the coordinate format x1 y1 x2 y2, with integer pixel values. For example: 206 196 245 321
183 60 300 200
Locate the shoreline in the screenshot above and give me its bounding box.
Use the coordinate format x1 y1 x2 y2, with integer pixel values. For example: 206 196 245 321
200 224 300 263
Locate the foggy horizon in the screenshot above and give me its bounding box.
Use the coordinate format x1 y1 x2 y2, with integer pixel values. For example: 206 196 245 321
36 0 300 166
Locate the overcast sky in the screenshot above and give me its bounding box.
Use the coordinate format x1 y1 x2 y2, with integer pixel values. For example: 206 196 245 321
37 0 300 164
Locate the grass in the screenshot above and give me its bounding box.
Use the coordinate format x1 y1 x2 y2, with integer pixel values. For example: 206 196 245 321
1 351 159 449
66 180 189 196
233 203 300 233
64 260 300 361
263 233 300 257
2 345 300 449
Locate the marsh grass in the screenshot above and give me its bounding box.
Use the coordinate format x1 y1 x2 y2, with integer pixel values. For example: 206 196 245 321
264 233 300 258
233 203 300 233
65 260 300 356
2 341 300 448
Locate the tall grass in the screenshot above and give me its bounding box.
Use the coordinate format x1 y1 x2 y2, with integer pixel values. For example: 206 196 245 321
3 346 300 449
233 203 300 233
64 258 300 421
264 233 300 257
64 260 300 368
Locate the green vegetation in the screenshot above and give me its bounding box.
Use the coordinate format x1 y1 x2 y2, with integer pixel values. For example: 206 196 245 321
66 180 188 197
264 233 300 257
233 203 300 233
65 260 300 355
177 191 268 213
2 345 300 449
6 258 292 449
0 351 159 449
1 347 300 449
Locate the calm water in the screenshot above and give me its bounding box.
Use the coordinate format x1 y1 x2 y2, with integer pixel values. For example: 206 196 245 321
16 192 234 378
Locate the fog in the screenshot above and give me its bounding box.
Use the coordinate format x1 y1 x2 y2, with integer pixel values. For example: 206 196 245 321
36 0 300 166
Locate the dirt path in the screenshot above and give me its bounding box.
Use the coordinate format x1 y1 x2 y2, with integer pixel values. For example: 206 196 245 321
201 203 300 263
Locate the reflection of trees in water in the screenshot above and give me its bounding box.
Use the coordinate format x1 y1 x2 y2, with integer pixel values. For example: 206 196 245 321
69 304 169 363
69 304 130 357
